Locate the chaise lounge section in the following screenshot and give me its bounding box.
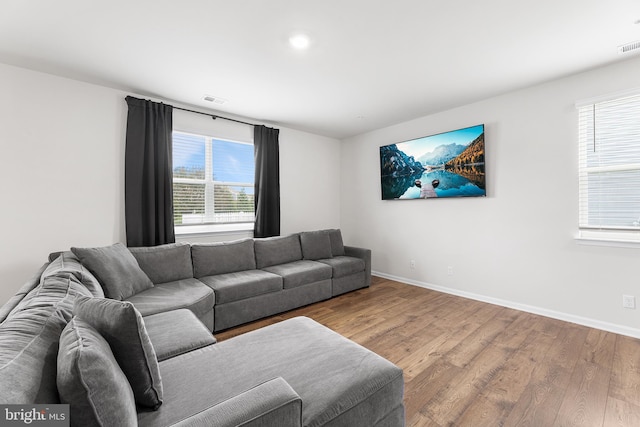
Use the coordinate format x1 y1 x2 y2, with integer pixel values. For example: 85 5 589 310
139 316 404 427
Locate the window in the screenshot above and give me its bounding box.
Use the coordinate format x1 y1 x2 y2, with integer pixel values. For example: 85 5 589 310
172 131 254 229
577 90 640 243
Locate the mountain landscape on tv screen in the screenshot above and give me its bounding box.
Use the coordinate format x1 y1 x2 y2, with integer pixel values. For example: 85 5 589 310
418 143 465 166
379 126 485 200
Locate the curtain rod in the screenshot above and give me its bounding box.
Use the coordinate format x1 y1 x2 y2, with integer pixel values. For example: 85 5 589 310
172 105 256 127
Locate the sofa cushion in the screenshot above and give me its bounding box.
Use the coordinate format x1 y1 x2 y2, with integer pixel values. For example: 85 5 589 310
191 239 256 278
199 270 282 304
42 251 104 298
318 256 365 278
12 273 92 318
137 317 404 427
74 296 163 409
71 243 153 300
144 309 216 362
327 229 345 257
129 243 193 284
262 260 333 290
125 278 214 320
149 377 302 427
57 317 137 426
0 264 47 325
0 307 66 404
0 274 92 404
254 234 303 269
300 231 333 261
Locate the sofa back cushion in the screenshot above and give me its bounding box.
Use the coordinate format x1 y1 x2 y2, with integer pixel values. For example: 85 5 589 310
43 251 104 298
191 239 256 278
0 275 92 404
0 264 47 324
57 317 137 426
254 234 303 269
74 296 163 409
71 243 153 300
327 229 345 256
129 242 193 284
300 230 333 260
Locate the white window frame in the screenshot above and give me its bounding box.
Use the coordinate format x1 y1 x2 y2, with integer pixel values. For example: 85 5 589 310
173 130 255 236
575 88 640 248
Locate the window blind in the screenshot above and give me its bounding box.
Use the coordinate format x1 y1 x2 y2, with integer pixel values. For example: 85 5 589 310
172 131 255 226
578 92 640 233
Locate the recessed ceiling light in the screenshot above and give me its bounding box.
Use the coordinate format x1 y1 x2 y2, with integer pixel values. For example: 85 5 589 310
289 33 311 50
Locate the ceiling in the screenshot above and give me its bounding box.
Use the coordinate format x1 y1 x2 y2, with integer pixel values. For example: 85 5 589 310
1 1 639 139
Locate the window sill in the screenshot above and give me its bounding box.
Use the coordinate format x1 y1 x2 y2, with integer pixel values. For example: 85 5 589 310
575 230 640 249
175 222 254 237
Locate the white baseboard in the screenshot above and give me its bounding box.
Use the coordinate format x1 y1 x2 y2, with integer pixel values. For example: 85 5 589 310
373 270 640 340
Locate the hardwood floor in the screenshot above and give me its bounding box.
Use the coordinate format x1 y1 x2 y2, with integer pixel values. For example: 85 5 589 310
216 277 640 427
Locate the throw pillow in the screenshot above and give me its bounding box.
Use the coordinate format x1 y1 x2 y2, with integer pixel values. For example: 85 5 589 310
57 317 137 427
71 243 153 300
74 296 163 409
300 231 333 260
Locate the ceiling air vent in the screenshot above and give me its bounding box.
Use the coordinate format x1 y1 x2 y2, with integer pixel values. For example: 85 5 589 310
202 95 227 105
618 40 640 54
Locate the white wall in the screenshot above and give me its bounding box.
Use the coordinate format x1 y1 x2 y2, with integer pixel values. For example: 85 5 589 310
0 62 341 305
341 56 640 337
0 63 127 305
279 127 342 235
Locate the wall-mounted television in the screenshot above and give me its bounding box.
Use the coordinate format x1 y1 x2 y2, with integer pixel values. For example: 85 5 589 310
379 124 485 200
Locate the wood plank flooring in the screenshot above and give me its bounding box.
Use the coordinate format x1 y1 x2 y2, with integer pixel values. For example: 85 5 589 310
216 277 640 427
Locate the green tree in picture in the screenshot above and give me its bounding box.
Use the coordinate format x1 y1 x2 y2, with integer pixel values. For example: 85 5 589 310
237 189 253 212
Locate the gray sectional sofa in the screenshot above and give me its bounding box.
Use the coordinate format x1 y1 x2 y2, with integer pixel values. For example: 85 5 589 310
104 228 370 332
0 229 404 426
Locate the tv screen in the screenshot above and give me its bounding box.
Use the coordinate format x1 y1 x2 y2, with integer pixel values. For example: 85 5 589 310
379 124 485 200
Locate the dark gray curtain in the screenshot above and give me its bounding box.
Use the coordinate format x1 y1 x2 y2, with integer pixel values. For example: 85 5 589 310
125 96 175 247
254 125 280 238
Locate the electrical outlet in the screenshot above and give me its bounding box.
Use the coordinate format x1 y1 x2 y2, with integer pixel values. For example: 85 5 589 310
623 295 636 309
410 260 416 270
447 266 453 276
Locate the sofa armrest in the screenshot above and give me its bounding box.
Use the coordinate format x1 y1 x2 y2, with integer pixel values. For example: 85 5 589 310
344 246 372 287
170 377 301 427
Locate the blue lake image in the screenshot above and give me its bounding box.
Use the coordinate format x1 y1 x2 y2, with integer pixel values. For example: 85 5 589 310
399 167 486 199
